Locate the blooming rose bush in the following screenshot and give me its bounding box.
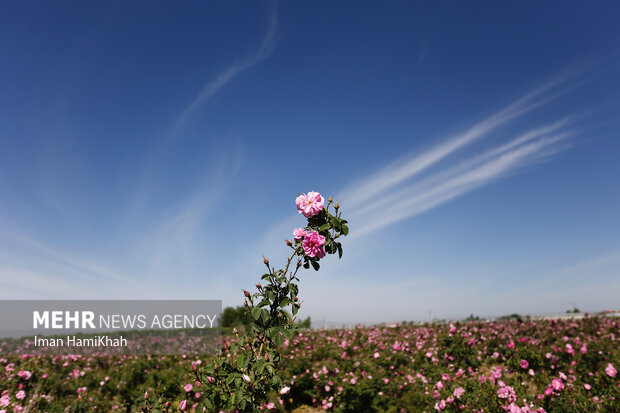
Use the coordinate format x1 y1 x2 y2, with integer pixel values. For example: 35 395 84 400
153 191 349 412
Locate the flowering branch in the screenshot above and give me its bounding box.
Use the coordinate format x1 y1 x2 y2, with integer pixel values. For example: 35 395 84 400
183 191 348 412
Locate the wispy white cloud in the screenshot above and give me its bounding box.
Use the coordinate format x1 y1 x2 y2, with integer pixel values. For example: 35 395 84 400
340 79 569 210
338 79 580 237
174 9 278 130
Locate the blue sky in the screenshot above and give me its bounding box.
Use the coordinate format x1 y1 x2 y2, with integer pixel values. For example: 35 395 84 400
1 1 619 324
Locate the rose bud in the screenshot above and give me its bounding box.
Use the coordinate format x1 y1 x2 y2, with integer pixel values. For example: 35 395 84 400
295 303 301 308
328 196 333 203
244 290 250 297
191 362 196 372
334 202 340 209
286 239 292 246
232 327 238 335
263 257 269 265
265 353 269 361
293 297 298 302
256 284 261 289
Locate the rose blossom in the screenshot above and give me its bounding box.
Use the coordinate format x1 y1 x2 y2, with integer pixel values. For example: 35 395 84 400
605 363 617 378
453 387 465 399
0 396 9 407
15 391 26 400
17 371 31 380
520 359 529 369
179 400 187 411
296 191 324 218
293 228 307 240
302 231 326 258
184 384 192 392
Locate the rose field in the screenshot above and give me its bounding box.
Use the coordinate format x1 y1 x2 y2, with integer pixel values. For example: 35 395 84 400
1 316 618 413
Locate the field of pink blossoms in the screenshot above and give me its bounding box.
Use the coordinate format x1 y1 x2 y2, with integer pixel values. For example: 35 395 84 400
1 316 618 412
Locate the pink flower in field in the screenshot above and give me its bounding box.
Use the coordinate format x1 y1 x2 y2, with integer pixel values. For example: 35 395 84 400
296 191 324 218
497 387 510 399
17 371 31 380
584 383 591 390
508 403 522 413
374 352 380 359
441 374 450 381
0 395 9 407
435 381 444 390
15 391 26 400
544 386 553 396
520 359 529 369
565 344 574 355
551 378 564 391
184 384 193 392
242 374 251 382
194 392 200 399
580 344 587 354
266 402 276 410
293 228 307 240
302 231 326 258
605 363 617 378
453 387 465 399
179 400 187 411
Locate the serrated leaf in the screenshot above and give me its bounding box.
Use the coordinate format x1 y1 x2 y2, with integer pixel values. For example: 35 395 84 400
251 307 261 321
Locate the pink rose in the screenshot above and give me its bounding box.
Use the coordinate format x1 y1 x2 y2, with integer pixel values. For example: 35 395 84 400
296 191 324 218
0 395 9 407
520 359 529 369
293 228 307 240
605 363 617 378
453 387 465 399
184 384 193 392
302 231 326 258
179 400 187 411
17 371 32 380
16 391 26 400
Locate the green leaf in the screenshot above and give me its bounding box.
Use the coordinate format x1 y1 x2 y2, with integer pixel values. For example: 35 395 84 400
342 224 349 235
237 355 248 369
292 304 299 315
251 307 261 321
311 260 320 271
260 308 270 323
226 375 234 386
